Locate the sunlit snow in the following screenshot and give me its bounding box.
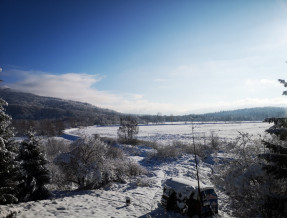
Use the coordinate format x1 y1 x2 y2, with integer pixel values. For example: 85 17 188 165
1 122 270 217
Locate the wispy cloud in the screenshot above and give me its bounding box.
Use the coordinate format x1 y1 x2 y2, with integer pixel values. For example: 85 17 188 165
244 78 283 95
2 68 287 115
4 70 179 114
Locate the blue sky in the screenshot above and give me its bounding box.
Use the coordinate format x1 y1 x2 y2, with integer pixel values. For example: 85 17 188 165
1 0 287 114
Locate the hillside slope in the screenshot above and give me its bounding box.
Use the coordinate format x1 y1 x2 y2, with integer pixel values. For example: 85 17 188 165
0 88 123 135
0 88 121 122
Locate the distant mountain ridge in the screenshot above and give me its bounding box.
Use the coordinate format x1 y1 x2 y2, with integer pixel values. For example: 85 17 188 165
189 107 287 121
139 106 287 124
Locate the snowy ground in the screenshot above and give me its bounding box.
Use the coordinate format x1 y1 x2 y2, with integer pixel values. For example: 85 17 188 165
0 149 231 218
1 122 270 218
65 121 271 143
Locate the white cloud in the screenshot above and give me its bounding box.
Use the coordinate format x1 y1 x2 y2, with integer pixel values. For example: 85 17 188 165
244 78 283 95
245 78 280 87
5 68 287 115
8 71 119 106
170 56 274 80
6 70 180 114
260 79 280 85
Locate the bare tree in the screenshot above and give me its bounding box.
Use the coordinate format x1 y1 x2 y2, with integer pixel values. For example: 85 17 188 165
117 116 139 145
156 112 163 124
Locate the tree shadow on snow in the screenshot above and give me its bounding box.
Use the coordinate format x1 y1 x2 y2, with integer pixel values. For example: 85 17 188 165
139 157 179 168
52 189 96 199
138 205 185 218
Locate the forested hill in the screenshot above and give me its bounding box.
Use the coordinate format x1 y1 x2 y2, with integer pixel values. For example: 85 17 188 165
140 107 287 123
0 88 120 121
0 88 122 135
190 107 287 121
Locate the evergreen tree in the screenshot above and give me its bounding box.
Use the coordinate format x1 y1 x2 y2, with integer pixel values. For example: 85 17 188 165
0 98 21 204
18 129 51 201
0 98 14 142
0 138 20 204
261 79 287 217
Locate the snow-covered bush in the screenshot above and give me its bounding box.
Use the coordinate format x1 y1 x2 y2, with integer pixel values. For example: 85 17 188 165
43 138 70 158
209 131 220 150
100 136 118 146
213 133 269 217
147 138 218 161
134 176 153 187
193 143 213 159
193 131 222 159
150 143 183 160
106 144 124 159
55 136 146 189
38 138 71 190
126 160 147 176
146 140 191 160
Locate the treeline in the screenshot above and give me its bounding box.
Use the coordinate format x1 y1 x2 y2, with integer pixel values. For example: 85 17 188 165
12 114 120 136
139 107 287 123
1 88 287 136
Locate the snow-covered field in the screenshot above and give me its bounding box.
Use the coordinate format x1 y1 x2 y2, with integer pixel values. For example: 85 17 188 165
1 122 271 218
65 121 271 143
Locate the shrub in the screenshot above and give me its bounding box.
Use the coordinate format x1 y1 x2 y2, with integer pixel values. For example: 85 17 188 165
106 145 124 159
152 144 183 159
145 134 223 162
43 138 70 159
134 176 153 187
100 136 118 146
39 138 71 190
212 133 269 217
126 160 147 176
209 131 220 151
55 136 146 189
147 141 191 160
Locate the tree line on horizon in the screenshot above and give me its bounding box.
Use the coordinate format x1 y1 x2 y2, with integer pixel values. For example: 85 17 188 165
0 87 287 136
